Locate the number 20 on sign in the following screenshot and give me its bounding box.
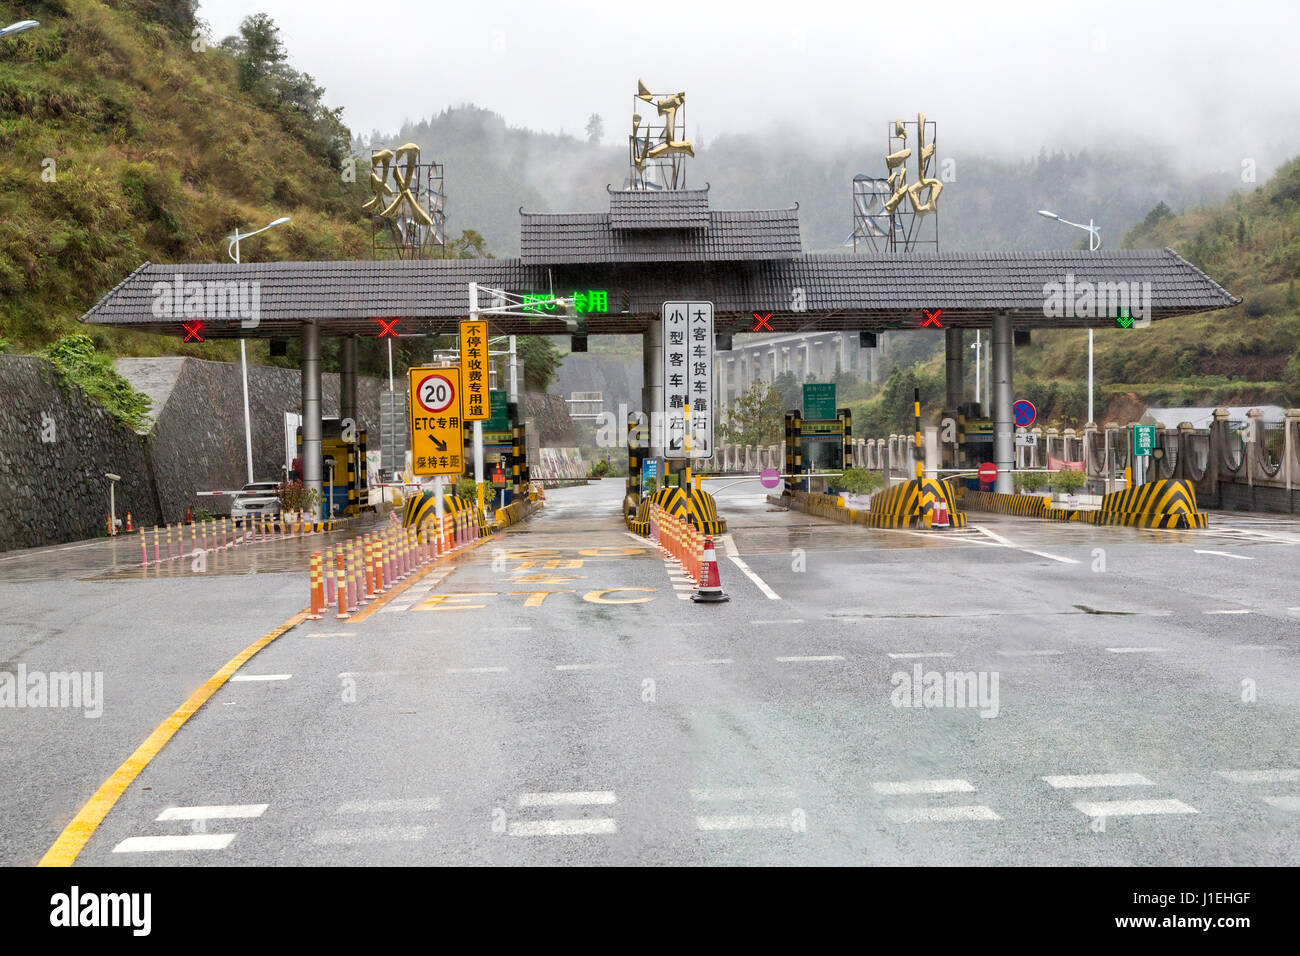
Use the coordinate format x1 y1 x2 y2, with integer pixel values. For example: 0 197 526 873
408 366 463 477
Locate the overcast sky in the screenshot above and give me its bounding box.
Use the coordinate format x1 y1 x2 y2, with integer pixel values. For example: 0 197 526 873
200 0 1300 175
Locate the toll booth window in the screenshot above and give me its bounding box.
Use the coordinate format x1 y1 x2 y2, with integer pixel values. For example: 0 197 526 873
806 440 843 472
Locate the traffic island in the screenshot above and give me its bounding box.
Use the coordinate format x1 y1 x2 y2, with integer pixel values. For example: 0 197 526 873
771 477 966 529
955 479 1208 529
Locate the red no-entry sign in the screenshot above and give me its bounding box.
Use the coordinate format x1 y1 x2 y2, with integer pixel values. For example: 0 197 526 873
978 462 998 484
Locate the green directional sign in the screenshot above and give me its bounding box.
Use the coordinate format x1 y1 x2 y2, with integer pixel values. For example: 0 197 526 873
486 390 509 431
803 383 837 421
1133 425 1157 457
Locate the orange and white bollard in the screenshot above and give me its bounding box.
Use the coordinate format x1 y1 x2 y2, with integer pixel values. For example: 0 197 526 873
140 527 148 567
324 545 336 607
335 551 349 620
308 553 325 619
363 538 375 599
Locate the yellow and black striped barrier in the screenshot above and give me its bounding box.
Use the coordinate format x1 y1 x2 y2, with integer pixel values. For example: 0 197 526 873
637 484 728 536
957 489 1050 518
1086 478 1208 529
779 478 965 530
627 498 652 536
859 477 967 529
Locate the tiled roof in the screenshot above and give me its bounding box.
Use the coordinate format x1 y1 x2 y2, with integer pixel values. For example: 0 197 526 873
80 248 1238 338
608 188 710 229
520 209 802 264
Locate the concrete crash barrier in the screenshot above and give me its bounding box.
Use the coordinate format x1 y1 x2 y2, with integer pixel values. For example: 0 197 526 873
627 498 652 536
630 484 727 536
957 489 1051 518
1085 478 1209 529
493 497 540 530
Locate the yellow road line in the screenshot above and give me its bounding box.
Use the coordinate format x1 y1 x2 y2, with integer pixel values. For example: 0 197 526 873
38 610 308 867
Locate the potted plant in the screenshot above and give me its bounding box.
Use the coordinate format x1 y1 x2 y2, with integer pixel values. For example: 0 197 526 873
1049 467 1087 505
1014 471 1046 495
832 467 883 509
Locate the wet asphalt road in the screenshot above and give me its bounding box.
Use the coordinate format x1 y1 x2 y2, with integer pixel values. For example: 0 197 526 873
3 479 1299 865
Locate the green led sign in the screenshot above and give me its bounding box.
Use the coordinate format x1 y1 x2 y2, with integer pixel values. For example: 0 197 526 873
523 290 609 314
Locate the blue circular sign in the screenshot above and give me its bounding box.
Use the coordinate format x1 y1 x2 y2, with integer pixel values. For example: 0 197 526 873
1013 400 1037 428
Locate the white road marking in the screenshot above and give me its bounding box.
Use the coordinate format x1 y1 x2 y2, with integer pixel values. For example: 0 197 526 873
113 834 236 852
1194 549 1252 560
1262 796 1300 812
1042 773 1153 789
752 619 805 625
1216 769 1300 784
508 819 617 836
229 674 292 682
336 798 440 814
996 648 1064 657
668 658 733 666
517 791 617 807
380 604 414 613
888 651 955 660
718 534 782 600
1072 798 1198 817
872 779 976 795
887 805 1001 823
1105 647 1169 654
972 524 1078 563
775 655 844 663
313 826 427 845
504 626 534 631
446 666 507 674
555 663 615 671
696 814 795 831
690 787 798 801
156 804 268 821
1204 609 1251 615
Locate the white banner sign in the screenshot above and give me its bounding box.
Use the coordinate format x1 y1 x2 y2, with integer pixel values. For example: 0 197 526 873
663 301 714 459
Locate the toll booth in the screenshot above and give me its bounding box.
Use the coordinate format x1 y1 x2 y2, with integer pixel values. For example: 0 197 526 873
957 404 994 488
785 406 853 491
295 417 370 517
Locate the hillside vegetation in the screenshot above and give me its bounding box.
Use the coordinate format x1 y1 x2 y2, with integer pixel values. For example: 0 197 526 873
0 0 369 366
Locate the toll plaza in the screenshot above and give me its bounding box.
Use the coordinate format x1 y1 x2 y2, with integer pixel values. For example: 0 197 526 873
76 172 1232 528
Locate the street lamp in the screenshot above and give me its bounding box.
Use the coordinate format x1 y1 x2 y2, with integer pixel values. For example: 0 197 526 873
226 216 291 484
0 20 40 38
1037 209 1100 425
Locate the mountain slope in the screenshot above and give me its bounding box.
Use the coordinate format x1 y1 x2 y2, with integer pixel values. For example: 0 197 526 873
0 0 370 363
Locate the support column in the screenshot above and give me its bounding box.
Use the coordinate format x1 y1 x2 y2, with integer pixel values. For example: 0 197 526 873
301 320 323 511
992 314 1014 493
642 317 664 460
944 328 963 412
340 335 358 426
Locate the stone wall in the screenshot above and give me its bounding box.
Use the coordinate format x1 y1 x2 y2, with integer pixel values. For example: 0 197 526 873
0 355 160 550
0 354 386 553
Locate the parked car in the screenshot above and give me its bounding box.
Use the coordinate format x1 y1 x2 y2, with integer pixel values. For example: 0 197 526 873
230 482 282 522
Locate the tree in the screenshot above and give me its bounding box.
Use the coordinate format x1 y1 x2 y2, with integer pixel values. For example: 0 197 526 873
771 370 802 411
585 114 604 144
517 336 561 391
719 380 785 447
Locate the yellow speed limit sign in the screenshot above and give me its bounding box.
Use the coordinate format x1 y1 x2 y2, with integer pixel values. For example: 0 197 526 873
408 366 463 477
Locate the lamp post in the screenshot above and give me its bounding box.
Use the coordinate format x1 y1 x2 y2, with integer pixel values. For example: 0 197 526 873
1038 209 1100 425
971 330 981 412
226 216 291 484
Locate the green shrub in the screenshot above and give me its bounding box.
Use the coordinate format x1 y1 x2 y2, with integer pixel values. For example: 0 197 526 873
1015 471 1046 493
40 333 151 430
832 467 883 495
455 476 478 501
1050 468 1088 493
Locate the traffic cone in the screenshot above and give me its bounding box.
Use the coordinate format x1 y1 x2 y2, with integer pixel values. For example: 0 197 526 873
125 511 134 532
931 498 950 529
185 506 193 524
692 536 730 604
